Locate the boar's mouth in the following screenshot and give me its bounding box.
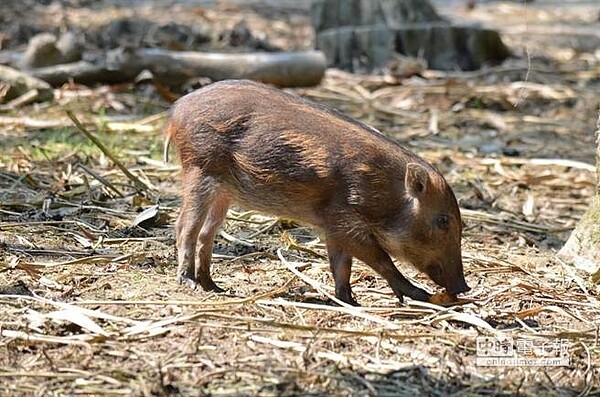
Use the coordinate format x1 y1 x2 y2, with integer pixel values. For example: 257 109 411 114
446 278 470 295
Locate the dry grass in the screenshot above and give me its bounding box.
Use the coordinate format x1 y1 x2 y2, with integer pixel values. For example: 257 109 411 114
1 1 600 396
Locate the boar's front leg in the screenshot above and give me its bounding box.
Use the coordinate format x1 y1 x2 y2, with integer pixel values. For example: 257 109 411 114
330 235 431 303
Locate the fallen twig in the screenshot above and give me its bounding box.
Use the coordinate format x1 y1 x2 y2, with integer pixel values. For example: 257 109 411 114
66 110 150 193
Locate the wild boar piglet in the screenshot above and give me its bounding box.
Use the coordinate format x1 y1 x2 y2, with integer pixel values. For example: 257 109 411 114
166 79 470 305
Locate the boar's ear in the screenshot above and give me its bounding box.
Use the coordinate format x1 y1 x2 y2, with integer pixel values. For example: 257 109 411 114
406 162 428 198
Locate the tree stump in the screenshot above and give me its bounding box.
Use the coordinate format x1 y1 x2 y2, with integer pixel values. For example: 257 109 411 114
312 0 511 71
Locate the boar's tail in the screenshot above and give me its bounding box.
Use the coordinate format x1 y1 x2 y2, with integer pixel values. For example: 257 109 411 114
163 134 171 164
163 118 175 164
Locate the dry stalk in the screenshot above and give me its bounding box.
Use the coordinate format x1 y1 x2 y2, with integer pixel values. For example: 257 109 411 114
66 110 149 193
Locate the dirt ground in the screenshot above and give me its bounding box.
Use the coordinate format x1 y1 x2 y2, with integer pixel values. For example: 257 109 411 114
1 1 599 396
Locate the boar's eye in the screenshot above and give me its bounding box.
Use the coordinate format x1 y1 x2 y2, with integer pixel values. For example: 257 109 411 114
435 214 449 230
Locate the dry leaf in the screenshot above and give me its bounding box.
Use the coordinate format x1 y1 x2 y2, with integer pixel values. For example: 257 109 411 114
428 291 473 307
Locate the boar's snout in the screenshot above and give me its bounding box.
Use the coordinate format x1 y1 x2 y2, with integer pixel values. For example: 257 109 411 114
446 274 470 295
426 260 470 295
444 258 470 295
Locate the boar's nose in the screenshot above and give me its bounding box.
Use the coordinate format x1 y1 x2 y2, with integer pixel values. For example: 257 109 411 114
446 276 470 295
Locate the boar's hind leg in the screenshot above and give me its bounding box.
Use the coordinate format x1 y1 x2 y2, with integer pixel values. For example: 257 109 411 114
195 192 230 293
175 168 214 289
326 239 358 306
345 236 431 303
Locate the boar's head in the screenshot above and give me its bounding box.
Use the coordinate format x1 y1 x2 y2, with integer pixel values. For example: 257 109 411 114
380 162 470 295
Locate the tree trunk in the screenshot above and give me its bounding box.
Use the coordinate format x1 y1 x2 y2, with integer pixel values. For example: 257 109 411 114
312 0 510 72
558 113 600 280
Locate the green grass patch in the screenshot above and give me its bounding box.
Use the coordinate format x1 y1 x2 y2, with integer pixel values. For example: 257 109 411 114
0 125 163 164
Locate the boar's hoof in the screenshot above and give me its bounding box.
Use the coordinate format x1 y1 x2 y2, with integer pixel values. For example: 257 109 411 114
337 296 359 307
335 287 359 306
203 282 225 293
409 288 432 303
197 275 225 293
178 274 198 290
